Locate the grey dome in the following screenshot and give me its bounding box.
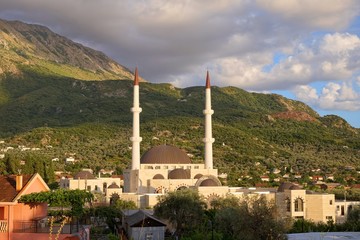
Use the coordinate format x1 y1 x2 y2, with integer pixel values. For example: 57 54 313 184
153 174 165 179
74 171 95 179
141 145 191 164
200 179 218 186
168 169 190 179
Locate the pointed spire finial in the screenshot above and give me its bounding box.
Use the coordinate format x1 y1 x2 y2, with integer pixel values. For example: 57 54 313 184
134 67 139 86
206 71 210 89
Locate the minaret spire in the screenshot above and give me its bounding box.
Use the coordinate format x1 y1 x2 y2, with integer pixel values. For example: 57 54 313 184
203 71 215 169
130 67 142 170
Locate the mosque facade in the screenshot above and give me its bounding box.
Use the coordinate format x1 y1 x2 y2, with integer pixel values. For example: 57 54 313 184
121 69 229 207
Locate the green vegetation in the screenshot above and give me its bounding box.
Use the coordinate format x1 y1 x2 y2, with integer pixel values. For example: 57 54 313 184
154 189 288 239
154 189 207 238
290 206 360 232
0 67 359 185
19 189 93 217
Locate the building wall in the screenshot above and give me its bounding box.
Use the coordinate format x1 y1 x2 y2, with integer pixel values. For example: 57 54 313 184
306 194 335 223
60 177 122 193
335 201 360 223
130 226 165 240
13 203 47 222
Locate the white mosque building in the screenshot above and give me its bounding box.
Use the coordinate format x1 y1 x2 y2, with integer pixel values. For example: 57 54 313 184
111 69 343 225
118 69 231 208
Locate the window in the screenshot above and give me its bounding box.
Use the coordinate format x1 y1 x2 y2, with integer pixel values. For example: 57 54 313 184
294 198 304 212
103 183 107 193
326 216 333 220
341 206 345 216
0 207 5 220
329 200 333 205
87 186 91 191
285 197 291 212
146 233 153 240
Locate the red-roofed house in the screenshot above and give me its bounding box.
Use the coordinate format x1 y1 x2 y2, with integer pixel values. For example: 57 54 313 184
0 173 53 240
0 173 51 239
0 173 91 240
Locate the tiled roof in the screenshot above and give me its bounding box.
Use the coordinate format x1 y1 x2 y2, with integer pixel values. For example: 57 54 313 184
0 174 33 202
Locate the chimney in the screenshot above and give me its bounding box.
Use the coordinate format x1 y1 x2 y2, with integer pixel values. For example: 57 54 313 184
16 174 23 191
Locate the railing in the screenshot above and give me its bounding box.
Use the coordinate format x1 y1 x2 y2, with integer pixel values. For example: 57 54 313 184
13 220 79 234
0 220 7 232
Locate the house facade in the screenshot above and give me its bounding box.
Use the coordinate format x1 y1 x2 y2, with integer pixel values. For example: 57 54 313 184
0 173 50 240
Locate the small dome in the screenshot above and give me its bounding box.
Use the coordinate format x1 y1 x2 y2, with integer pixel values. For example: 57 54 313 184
200 179 218 186
194 174 203 179
108 183 120 189
289 185 301 190
278 182 299 192
141 145 191 164
73 171 95 180
168 169 190 179
153 174 165 179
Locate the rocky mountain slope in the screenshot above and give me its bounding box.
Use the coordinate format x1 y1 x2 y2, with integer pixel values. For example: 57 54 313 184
0 18 134 80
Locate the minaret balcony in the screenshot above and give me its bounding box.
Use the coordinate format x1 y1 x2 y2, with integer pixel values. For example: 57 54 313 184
203 109 214 115
203 137 215 143
130 137 143 142
131 107 142 113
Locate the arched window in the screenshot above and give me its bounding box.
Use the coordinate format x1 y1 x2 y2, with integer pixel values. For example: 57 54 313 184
285 197 291 212
294 198 304 212
103 182 107 193
110 193 120 206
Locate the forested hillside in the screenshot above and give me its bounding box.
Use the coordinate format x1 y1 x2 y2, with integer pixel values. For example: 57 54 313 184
0 19 359 186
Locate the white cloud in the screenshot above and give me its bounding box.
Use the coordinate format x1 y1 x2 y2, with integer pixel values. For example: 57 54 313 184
0 0 360 120
294 85 319 104
294 82 360 111
256 0 359 30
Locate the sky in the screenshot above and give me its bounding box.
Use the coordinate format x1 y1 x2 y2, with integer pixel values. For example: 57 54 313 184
0 0 359 128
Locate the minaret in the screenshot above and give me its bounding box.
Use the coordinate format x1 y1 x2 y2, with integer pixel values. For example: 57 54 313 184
203 71 215 169
130 67 142 170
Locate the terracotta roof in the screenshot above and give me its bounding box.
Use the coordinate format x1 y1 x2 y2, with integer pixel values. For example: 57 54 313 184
140 145 191 164
206 71 211 89
0 174 33 202
134 67 139 86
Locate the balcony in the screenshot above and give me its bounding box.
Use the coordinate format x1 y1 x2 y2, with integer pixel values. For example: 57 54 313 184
0 220 7 232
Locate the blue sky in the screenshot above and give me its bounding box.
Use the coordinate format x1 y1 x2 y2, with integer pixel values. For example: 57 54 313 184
0 0 359 127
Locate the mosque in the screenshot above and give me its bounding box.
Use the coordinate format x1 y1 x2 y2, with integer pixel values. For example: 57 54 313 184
61 68 345 223
119 68 231 207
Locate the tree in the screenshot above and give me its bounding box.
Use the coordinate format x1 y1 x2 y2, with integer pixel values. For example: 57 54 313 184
211 195 288 240
154 188 206 238
19 189 93 217
114 198 137 210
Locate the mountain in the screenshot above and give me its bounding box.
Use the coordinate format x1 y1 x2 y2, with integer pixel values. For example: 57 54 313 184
0 18 134 80
0 19 359 185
